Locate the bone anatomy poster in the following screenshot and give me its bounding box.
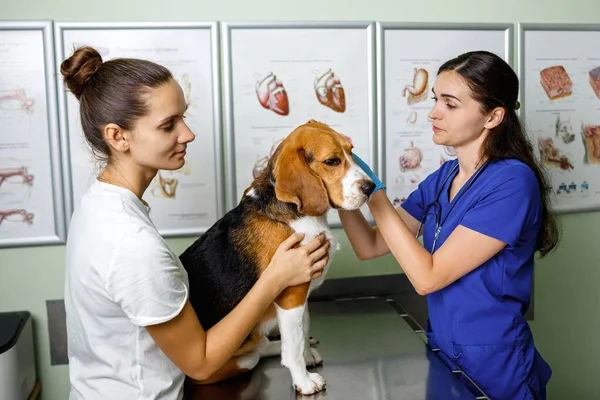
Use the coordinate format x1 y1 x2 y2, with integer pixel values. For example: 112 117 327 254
0 25 64 247
521 25 600 212
224 23 376 226
57 23 222 236
380 25 511 207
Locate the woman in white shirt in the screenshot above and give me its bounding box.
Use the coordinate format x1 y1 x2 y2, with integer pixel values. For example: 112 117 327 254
61 46 329 400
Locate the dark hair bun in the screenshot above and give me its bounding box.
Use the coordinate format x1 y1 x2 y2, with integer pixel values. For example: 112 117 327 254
60 46 103 100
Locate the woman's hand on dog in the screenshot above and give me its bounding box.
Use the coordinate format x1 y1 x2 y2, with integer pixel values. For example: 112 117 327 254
264 232 330 292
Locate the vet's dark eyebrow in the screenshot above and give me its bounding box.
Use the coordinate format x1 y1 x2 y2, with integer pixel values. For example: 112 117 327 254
158 104 189 124
432 87 461 102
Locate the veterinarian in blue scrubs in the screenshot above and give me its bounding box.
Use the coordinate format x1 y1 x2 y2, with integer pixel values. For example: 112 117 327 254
61 46 329 400
340 50 560 400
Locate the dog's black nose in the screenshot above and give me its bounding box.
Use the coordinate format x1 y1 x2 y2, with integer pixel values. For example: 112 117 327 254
361 181 375 196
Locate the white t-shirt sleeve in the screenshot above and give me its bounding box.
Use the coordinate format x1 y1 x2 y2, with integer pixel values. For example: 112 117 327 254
104 226 188 327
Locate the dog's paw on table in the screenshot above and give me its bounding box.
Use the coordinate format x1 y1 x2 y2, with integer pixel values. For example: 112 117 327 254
294 372 326 396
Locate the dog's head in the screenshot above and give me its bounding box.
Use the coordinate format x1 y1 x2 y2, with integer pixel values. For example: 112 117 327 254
268 120 375 217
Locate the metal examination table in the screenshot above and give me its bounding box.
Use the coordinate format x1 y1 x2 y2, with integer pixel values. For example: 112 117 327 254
184 297 488 400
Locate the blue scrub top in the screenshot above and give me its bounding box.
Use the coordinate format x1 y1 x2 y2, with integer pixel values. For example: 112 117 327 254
402 158 552 400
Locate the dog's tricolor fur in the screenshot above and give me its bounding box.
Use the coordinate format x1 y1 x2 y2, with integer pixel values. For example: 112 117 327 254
179 119 374 395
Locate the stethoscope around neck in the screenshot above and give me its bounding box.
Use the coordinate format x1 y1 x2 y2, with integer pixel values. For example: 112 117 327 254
416 160 490 253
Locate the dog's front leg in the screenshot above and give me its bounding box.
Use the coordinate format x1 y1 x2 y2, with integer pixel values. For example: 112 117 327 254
303 305 323 368
275 285 325 395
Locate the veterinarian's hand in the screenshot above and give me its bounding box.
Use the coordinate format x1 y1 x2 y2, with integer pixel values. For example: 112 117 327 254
264 232 330 292
351 152 386 193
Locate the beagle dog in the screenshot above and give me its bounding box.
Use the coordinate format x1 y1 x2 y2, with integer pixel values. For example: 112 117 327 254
179 119 375 395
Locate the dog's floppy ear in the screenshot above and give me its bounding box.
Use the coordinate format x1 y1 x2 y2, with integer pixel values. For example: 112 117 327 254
273 144 329 216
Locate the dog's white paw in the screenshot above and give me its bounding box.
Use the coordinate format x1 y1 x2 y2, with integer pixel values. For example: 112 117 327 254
293 372 326 395
305 347 323 367
309 337 319 347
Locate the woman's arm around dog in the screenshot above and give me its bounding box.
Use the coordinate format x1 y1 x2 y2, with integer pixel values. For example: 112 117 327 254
146 232 329 381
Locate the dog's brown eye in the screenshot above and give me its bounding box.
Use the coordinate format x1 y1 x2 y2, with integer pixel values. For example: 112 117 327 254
323 158 341 166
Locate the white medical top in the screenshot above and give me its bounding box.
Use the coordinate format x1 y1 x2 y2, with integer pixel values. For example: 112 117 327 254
64 179 189 399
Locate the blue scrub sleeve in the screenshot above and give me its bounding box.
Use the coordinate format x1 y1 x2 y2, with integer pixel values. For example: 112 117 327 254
401 165 445 222
459 165 541 247
400 181 428 222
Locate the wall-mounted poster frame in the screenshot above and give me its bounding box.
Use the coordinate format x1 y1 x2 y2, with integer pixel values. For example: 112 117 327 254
518 23 600 213
377 22 513 208
0 20 66 248
222 21 377 228
54 21 225 237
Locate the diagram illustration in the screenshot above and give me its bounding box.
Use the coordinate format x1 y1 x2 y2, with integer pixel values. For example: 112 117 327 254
0 209 34 227
589 66 600 99
0 88 35 114
581 181 589 193
540 65 572 100
178 73 198 115
395 174 420 185
150 163 192 199
538 137 574 170
252 138 283 179
403 68 429 105
555 181 589 195
438 145 457 166
0 166 34 189
555 115 575 144
443 145 457 157
406 110 418 124
581 123 600 165
392 197 405 207
398 141 423 171
0 164 34 202
255 72 289 116
314 68 346 113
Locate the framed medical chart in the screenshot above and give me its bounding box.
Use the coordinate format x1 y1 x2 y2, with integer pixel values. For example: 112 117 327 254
518 23 600 213
222 21 377 227
54 21 225 237
0 21 66 248
377 22 513 207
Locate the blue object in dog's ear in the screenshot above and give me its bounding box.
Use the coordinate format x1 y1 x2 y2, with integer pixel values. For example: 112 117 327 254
351 153 386 193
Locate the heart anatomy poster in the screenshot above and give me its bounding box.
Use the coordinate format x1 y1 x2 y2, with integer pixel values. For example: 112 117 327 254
379 24 512 208
224 22 376 227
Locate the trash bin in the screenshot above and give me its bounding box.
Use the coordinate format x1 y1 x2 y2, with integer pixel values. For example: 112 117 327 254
0 311 36 400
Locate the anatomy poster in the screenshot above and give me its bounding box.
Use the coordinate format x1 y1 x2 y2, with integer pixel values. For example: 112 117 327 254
380 25 511 207
521 25 600 212
224 23 376 226
0 24 64 247
57 23 223 236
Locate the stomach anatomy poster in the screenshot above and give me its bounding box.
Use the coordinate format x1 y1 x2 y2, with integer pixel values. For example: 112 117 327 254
379 23 512 208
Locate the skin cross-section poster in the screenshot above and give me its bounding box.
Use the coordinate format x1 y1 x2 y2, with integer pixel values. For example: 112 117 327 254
520 24 600 213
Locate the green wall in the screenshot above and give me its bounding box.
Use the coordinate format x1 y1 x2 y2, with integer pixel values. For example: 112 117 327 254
1 0 598 398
